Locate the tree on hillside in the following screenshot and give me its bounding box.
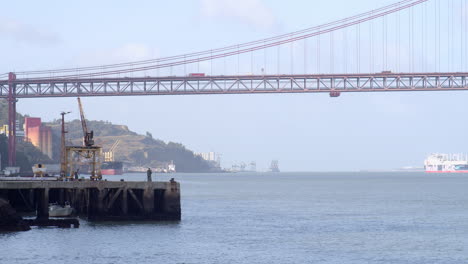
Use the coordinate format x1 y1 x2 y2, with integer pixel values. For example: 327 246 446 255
0 134 51 172
0 135 8 170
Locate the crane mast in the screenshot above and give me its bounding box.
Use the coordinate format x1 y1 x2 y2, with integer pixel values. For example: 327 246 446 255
77 97 94 147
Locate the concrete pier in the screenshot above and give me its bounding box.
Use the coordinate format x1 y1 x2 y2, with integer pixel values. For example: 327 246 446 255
0 180 181 221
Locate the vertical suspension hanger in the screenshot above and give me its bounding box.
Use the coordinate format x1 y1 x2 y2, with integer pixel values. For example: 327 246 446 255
291 33 294 74
237 45 239 75
251 49 253 75
357 22 360 73
382 15 385 72
438 0 441 72
344 27 347 73
304 38 307 74
277 45 280 75
264 40 267 75
330 31 334 74
370 9 374 73
318 26 321 74
397 1 401 73
459 0 463 71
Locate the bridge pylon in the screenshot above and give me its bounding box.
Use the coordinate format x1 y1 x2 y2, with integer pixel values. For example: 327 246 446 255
7 72 16 167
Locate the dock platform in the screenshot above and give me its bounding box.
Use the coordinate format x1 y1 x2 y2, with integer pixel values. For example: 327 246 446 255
0 180 181 221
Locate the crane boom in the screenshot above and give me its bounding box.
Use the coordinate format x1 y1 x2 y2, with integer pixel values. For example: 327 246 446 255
77 97 94 147
77 97 87 138
109 139 121 152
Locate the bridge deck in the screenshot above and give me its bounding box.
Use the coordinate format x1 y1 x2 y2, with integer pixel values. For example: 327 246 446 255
1 73 467 98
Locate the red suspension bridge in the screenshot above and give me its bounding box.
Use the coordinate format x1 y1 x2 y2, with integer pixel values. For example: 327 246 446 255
1 0 468 166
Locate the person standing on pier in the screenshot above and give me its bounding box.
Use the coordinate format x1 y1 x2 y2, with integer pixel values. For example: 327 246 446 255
147 168 152 182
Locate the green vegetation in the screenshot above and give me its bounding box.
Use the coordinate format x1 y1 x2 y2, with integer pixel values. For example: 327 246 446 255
0 100 26 128
0 135 7 169
0 134 52 173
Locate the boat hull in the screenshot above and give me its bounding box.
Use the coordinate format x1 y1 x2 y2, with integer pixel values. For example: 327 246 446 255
49 205 73 217
101 161 124 175
101 169 123 175
426 170 468 173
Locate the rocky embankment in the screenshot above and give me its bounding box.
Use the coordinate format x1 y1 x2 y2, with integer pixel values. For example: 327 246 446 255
0 198 30 231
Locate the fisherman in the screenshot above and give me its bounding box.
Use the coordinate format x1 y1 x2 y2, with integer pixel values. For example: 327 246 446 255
147 168 152 182
74 169 79 180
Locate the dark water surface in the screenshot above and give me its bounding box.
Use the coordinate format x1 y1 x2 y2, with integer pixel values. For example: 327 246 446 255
1 172 467 264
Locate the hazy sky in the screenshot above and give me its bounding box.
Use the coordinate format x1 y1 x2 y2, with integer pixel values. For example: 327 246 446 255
1 0 467 171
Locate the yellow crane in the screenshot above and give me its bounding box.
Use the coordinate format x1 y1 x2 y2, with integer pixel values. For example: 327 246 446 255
77 97 94 147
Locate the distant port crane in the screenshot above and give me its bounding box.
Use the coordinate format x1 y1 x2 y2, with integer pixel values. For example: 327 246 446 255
104 139 121 162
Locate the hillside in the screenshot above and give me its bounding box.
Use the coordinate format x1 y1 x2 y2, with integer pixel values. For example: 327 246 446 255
46 119 213 172
0 100 213 172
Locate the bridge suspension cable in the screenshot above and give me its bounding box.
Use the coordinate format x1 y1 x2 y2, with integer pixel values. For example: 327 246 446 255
7 0 428 79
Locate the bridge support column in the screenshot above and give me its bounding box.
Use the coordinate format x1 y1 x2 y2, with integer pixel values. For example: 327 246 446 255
7 72 17 167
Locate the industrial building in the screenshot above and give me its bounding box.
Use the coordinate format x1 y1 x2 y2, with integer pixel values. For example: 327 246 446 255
23 117 53 159
196 152 221 170
198 152 217 162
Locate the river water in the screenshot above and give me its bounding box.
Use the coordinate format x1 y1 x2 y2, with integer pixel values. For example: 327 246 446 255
1 172 467 264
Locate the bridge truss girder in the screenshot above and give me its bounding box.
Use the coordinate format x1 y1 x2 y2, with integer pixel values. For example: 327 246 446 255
1 73 468 98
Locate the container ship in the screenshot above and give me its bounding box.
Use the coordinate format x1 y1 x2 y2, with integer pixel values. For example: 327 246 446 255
424 153 468 173
101 161 124 175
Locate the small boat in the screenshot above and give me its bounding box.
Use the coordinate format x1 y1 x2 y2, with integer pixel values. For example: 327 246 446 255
49 203 74 217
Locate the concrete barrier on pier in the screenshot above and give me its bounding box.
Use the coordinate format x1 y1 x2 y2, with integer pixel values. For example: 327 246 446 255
0 180 181 221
